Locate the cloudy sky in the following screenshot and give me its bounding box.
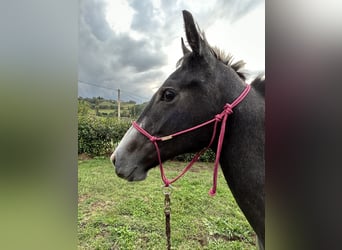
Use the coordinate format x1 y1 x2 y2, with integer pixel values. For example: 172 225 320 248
79 0 264 103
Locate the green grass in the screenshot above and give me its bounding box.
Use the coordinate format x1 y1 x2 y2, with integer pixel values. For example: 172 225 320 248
78 157 256 249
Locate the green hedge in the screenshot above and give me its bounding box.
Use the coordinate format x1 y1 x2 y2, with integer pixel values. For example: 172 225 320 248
78 115 215 162
174 149 215 162
78 115 131 156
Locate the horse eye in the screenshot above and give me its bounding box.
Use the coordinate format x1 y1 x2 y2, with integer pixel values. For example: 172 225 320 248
161 89 176 102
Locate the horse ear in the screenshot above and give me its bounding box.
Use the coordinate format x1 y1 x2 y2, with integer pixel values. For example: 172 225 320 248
182 10 202 55
181 37 191 55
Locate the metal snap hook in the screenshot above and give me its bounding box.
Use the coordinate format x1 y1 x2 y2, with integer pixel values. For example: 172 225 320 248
162 185 173 195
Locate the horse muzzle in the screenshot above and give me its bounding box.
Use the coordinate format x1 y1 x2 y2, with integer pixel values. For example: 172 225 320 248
110 150 148 181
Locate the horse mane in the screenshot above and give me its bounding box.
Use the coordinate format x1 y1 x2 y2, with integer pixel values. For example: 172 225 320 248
209 45 247 81
251 76 265 97
177 26 266 92
177 28 247 80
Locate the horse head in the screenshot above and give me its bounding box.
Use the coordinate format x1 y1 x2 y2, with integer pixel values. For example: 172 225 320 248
111 11 246 181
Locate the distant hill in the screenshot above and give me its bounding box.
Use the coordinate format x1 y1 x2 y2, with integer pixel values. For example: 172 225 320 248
78 96 148 118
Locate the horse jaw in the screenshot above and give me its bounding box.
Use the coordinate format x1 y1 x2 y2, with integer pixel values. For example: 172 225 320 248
111 125 149 181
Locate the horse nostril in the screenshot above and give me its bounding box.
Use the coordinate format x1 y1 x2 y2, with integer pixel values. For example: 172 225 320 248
110 153 116 166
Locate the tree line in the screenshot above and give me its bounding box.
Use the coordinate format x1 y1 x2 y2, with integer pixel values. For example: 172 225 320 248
78 97 148 118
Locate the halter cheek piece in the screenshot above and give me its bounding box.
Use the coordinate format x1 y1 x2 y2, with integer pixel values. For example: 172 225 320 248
132 84 251 196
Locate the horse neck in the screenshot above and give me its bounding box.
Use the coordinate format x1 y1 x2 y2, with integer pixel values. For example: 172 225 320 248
218 85 265 177
216 68 264 145
215 76 265 243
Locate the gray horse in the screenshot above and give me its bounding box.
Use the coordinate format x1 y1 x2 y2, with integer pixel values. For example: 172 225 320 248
112 10 265 249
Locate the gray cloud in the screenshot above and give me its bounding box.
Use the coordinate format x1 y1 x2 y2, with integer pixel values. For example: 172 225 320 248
130 0 157 33
81 0 112 41
78 0 264 102
79 0 170 101
113 34 167 72
210 0 262 23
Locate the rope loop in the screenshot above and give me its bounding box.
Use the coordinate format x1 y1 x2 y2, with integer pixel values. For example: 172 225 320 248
208 187 216 196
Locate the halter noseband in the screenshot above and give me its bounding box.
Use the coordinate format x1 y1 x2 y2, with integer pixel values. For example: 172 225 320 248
132 84 251 196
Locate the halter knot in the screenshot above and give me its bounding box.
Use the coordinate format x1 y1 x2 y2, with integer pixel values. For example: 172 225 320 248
214 104 233 121
149 136 159 142
163 179 171 187
215 113 224 122
223 104 233 114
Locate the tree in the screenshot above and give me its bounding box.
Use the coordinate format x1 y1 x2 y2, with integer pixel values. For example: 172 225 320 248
78 100 91 115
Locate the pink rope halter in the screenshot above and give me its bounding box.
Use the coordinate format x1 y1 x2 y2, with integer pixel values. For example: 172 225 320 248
132 84 251 196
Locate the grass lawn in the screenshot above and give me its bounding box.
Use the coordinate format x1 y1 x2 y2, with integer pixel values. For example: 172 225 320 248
78 157 256 249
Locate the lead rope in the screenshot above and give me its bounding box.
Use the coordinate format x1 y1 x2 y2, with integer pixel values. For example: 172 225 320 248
163 186 172 250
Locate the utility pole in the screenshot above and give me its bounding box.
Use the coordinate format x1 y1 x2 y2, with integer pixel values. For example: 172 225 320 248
117 88 121 120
